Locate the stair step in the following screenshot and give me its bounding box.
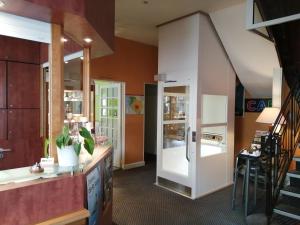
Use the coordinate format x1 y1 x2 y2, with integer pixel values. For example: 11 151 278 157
294 156 300 162
281 186 300 198
287 170 300 179
274 203 300 221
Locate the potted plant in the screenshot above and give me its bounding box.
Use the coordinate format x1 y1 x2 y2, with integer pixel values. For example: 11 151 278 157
56 126 95 167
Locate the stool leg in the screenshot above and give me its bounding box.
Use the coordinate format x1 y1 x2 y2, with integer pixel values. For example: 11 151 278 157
242 165 246 202
245 159 250 217
254 165 258 206
232 156 239 210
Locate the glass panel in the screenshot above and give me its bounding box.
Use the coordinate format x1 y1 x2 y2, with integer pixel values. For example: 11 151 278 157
162 85 189 177
163 123 185 148
200 126 227 157
202 95 227 124
163 86 187 121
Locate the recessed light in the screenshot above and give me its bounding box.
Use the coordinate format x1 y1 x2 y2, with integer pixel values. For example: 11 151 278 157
64 61 69 64
61 37 68 42
84 38 92 43
0 1 5 7
80 56 84 60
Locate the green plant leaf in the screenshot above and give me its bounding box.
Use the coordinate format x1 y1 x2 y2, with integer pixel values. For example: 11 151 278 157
73 142 81 156
56 126 72 148
84 138 94 155
79 127 93 139
56 135 64 149
44 138 49 158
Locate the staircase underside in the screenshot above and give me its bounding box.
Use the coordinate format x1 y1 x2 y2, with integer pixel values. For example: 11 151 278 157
257 0 300 87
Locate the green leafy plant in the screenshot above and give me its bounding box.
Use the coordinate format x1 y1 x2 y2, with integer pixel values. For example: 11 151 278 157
56 126 81 156
79 127 95 155
44 138 49 158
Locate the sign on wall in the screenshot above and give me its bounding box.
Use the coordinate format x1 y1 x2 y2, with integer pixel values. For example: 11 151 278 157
87 164 102 225
245 98 272 112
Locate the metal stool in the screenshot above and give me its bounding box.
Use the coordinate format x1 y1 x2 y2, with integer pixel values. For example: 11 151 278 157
232 153 260 217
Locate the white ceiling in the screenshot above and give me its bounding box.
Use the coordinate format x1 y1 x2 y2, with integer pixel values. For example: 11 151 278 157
115 0 244 46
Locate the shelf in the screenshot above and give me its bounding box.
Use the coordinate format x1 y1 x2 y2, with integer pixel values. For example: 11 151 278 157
64 99 83 102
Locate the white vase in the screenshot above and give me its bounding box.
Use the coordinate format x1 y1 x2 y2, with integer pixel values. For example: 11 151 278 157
57 145 79 167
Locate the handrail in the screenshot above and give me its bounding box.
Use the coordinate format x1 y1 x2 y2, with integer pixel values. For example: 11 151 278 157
264 81 300 221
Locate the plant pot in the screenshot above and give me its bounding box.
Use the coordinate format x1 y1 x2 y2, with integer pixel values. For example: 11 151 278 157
57 145 79 167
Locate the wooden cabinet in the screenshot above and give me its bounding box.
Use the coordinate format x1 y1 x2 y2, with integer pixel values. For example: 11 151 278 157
0 61 6 108
0 36 40 64
0 109 7 139
7 109 40 140
7 62 40 109
0 36 42 169
0 138 43 170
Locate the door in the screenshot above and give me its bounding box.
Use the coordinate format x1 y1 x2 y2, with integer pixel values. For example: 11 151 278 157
0 110 7 139
157 82 192 189
0 61 6 108
94 81 123 168
7 109 40 140
144 84 158 159
7 62 40 109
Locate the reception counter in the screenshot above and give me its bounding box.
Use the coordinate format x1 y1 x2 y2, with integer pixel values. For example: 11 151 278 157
0 145 113 225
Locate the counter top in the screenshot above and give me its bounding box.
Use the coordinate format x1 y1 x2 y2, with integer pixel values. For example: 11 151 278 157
0 145 111 192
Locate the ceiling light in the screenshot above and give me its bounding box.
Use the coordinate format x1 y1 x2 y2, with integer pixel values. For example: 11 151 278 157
64 61 69 64
80 56 84 60
84 38 93 43
0 1 5 7
61 37 68 42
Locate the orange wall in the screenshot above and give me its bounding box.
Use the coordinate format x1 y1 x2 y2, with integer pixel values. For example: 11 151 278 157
91 37 158 164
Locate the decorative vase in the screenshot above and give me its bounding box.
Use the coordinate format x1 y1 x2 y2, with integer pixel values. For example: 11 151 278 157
57 145 79 167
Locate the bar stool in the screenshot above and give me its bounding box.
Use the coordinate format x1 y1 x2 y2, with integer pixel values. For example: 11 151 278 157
232 151 260 217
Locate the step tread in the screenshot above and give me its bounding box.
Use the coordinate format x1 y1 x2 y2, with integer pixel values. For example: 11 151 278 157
274 203 300 219
294 156 300 162
287 170 300 176
281 186 300 196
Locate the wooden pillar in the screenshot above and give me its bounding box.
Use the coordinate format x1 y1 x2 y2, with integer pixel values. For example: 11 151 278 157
82 47 91 119
49 24 64 161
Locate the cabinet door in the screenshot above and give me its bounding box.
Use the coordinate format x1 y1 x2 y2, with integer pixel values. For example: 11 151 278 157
0 61 6 108
0 138 43 170
0 109 7 140
8 62 40 109
8 109 40 140
0 36 40 64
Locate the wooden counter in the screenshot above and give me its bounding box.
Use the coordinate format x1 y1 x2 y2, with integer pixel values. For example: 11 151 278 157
0 146 113 225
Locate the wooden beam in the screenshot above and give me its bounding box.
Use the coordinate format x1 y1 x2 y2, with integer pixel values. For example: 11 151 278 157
35 208 89 225
82 47 91 119
49 24 64 161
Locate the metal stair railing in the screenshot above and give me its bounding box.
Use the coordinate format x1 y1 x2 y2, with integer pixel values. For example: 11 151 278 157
265 81 300 221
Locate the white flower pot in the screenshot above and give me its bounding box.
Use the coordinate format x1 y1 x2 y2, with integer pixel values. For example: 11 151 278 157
57 145 79 167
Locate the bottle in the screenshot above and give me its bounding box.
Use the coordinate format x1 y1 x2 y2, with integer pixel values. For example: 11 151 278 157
66 104 73 120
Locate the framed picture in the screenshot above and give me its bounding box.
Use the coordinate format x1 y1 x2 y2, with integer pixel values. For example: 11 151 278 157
126 95 144 114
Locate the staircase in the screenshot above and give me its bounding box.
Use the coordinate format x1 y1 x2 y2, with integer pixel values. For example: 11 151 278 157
264 82 300 223
273 156 300 220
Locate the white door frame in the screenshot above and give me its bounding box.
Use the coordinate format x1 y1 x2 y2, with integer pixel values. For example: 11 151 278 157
156 81 194 188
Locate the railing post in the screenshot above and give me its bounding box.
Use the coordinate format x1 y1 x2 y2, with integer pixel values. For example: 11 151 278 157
265 135 273 220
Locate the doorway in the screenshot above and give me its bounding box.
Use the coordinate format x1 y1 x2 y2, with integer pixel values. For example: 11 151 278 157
94 80 125 169
144 84 158 163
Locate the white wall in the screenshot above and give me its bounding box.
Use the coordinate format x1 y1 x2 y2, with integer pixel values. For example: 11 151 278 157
157 14 200 188
158 14 199 83
196 14 235 197
157 13 235 199
210 3 280 98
